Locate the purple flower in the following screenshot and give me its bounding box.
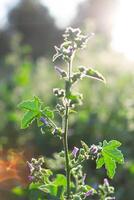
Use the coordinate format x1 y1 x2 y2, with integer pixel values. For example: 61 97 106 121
90 144 98 154
82 173 86 185
28 175 34 181
72 146 79 158
104 178 109 187
40 117 48 125
85 189 94 197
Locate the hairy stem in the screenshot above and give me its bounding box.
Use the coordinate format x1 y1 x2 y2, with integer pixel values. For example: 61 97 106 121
63 105 70 199
63 59 72 199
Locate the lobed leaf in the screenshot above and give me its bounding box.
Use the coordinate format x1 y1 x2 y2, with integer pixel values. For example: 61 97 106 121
18 96 41 112
96 140 124 179
21 111 37 129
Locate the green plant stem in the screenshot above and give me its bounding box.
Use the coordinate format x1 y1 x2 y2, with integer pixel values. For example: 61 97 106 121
63 105 70 199
63 58 72 199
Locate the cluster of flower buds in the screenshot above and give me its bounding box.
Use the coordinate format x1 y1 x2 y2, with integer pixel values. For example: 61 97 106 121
71 164 83 181
98 178 115 200
27 157 45 183
89 144 102 160
53 42 74 62
53 88 65 98
70 142 90 169
53 27 93 62
71 163 95 200
63 27 93 49
56 103 65 116
69 93 83 108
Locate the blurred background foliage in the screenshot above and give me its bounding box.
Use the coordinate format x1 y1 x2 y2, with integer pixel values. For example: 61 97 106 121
0 0 134 199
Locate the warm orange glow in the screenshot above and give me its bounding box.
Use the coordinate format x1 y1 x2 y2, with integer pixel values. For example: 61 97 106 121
0 150 28 188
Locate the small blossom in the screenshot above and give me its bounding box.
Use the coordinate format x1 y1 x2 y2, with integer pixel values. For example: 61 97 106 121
90 144 98 154
85 189 94 197
72 146 79 158
28 175 34 181
104 178 109 187
40 117 48 125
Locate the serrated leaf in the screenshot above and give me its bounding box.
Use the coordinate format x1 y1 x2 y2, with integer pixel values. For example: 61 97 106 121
103 152 116 179
18 96 41 112
103 140 124 164
103 140 121 148
18 96 43 129
86 67 106 83
96 156 104 169
96 140 124 179
21 111 37 129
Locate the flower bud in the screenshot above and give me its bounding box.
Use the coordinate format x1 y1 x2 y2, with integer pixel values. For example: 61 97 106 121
55 66 67 78
40 117 48 126
90 144 99 154
72 146 79 158
85 189 94 197
52 128 62 137
78 66 86 72
104 178 109 187
53 88 65 98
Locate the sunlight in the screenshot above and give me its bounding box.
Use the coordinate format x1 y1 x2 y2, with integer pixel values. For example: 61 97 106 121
112 0 134 60
40 0 85 28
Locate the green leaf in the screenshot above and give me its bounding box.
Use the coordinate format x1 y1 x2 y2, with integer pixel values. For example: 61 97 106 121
29 182 42 190
96 156 104 169
21 111 37 129
18 96 41 112
96 140 124 179
42 107 54 119
86 67 106 83
103 152 116 179
18 96 43 129
102 140 124 164
52 174 67 187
